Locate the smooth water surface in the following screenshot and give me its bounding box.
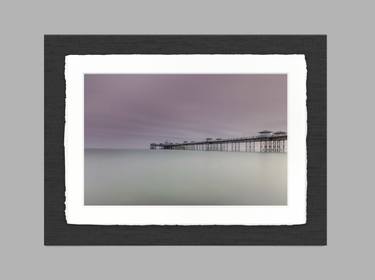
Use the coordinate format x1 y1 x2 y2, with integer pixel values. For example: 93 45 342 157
85 149 287 205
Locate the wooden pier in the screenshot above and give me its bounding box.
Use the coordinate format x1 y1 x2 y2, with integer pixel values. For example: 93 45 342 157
150 131 287 153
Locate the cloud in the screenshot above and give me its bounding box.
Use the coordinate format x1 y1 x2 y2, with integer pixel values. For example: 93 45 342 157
85 74 287 149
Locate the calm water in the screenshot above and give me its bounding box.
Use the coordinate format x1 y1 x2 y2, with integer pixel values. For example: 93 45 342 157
85 149 287 205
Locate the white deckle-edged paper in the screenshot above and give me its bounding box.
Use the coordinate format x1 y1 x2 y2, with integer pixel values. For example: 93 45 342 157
64 54 307 225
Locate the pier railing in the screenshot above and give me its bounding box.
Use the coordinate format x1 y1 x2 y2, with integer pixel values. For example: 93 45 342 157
150 134 287 153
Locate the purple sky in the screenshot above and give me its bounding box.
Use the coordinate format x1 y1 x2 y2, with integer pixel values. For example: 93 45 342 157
85 74 287 149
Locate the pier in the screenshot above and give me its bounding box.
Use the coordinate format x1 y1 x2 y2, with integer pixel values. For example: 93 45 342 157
150 131 287 153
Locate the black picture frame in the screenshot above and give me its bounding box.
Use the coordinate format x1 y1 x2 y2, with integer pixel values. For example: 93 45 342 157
45 35 326 245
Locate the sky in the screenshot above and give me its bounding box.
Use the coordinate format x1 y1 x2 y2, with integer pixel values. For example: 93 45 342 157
85 74 287 149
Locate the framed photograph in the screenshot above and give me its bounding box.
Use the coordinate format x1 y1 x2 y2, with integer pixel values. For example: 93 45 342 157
45 35 326 245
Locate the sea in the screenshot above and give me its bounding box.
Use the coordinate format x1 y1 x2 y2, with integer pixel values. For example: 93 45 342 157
84 149 287 205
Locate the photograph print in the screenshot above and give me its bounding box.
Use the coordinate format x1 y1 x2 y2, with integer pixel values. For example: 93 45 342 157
64 53 308 227
84 74 288 206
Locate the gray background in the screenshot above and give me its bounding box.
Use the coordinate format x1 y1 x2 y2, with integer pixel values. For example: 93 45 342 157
0 0 373 279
